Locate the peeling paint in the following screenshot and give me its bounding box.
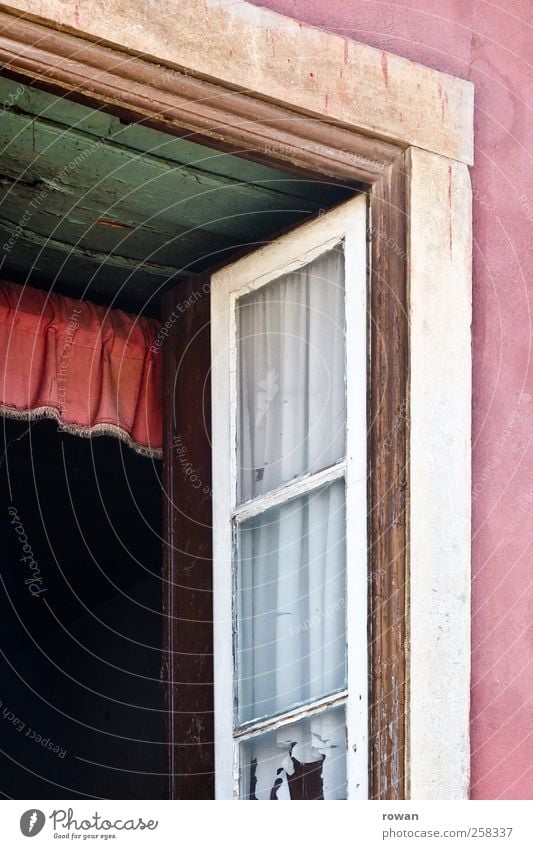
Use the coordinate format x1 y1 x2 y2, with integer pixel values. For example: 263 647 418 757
438 82 449 122
97 218 135 230
381 52 389 86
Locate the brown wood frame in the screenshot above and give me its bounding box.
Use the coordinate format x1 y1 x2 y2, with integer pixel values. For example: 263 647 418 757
368 156 409 799
0 7 409 800
162 276 214 801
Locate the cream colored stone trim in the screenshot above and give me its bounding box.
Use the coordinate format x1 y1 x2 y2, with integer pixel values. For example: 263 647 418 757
2 0 473 164
408 147 472 799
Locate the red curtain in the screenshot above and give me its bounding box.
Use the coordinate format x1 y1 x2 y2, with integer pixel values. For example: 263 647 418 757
0 281 163 457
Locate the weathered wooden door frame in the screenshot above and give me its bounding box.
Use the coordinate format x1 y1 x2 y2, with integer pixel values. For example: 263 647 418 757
0 4 473 800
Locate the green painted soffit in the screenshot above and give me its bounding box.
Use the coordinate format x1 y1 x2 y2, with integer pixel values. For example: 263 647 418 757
0 75 353 314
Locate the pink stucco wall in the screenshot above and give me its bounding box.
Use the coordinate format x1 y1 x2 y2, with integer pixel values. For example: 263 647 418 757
251 0 533 800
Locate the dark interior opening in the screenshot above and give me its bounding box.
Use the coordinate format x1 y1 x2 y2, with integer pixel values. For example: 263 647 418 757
0 68 354 800
0 417 166 799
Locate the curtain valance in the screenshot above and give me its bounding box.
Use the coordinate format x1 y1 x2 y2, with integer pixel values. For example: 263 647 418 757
0 281 162 457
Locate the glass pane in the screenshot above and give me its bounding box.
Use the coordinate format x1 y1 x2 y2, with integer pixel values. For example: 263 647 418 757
237 479 346 725
240 707 346 800
237 247 345 502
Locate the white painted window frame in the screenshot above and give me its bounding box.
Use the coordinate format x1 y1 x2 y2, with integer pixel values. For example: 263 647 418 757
211 195 368 799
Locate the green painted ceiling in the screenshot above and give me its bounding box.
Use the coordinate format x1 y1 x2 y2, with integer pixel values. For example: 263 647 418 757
0 75 353 315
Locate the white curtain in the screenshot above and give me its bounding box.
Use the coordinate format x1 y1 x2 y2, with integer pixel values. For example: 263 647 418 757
236 247 347 724
238 480 346 723
237 248 345 503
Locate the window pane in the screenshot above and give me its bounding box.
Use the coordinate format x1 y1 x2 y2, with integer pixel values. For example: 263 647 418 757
239 707 346 800
237 479 346 724
237 248 345 502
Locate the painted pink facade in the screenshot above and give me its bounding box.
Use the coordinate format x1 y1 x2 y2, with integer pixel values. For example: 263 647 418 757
250 0 533 800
